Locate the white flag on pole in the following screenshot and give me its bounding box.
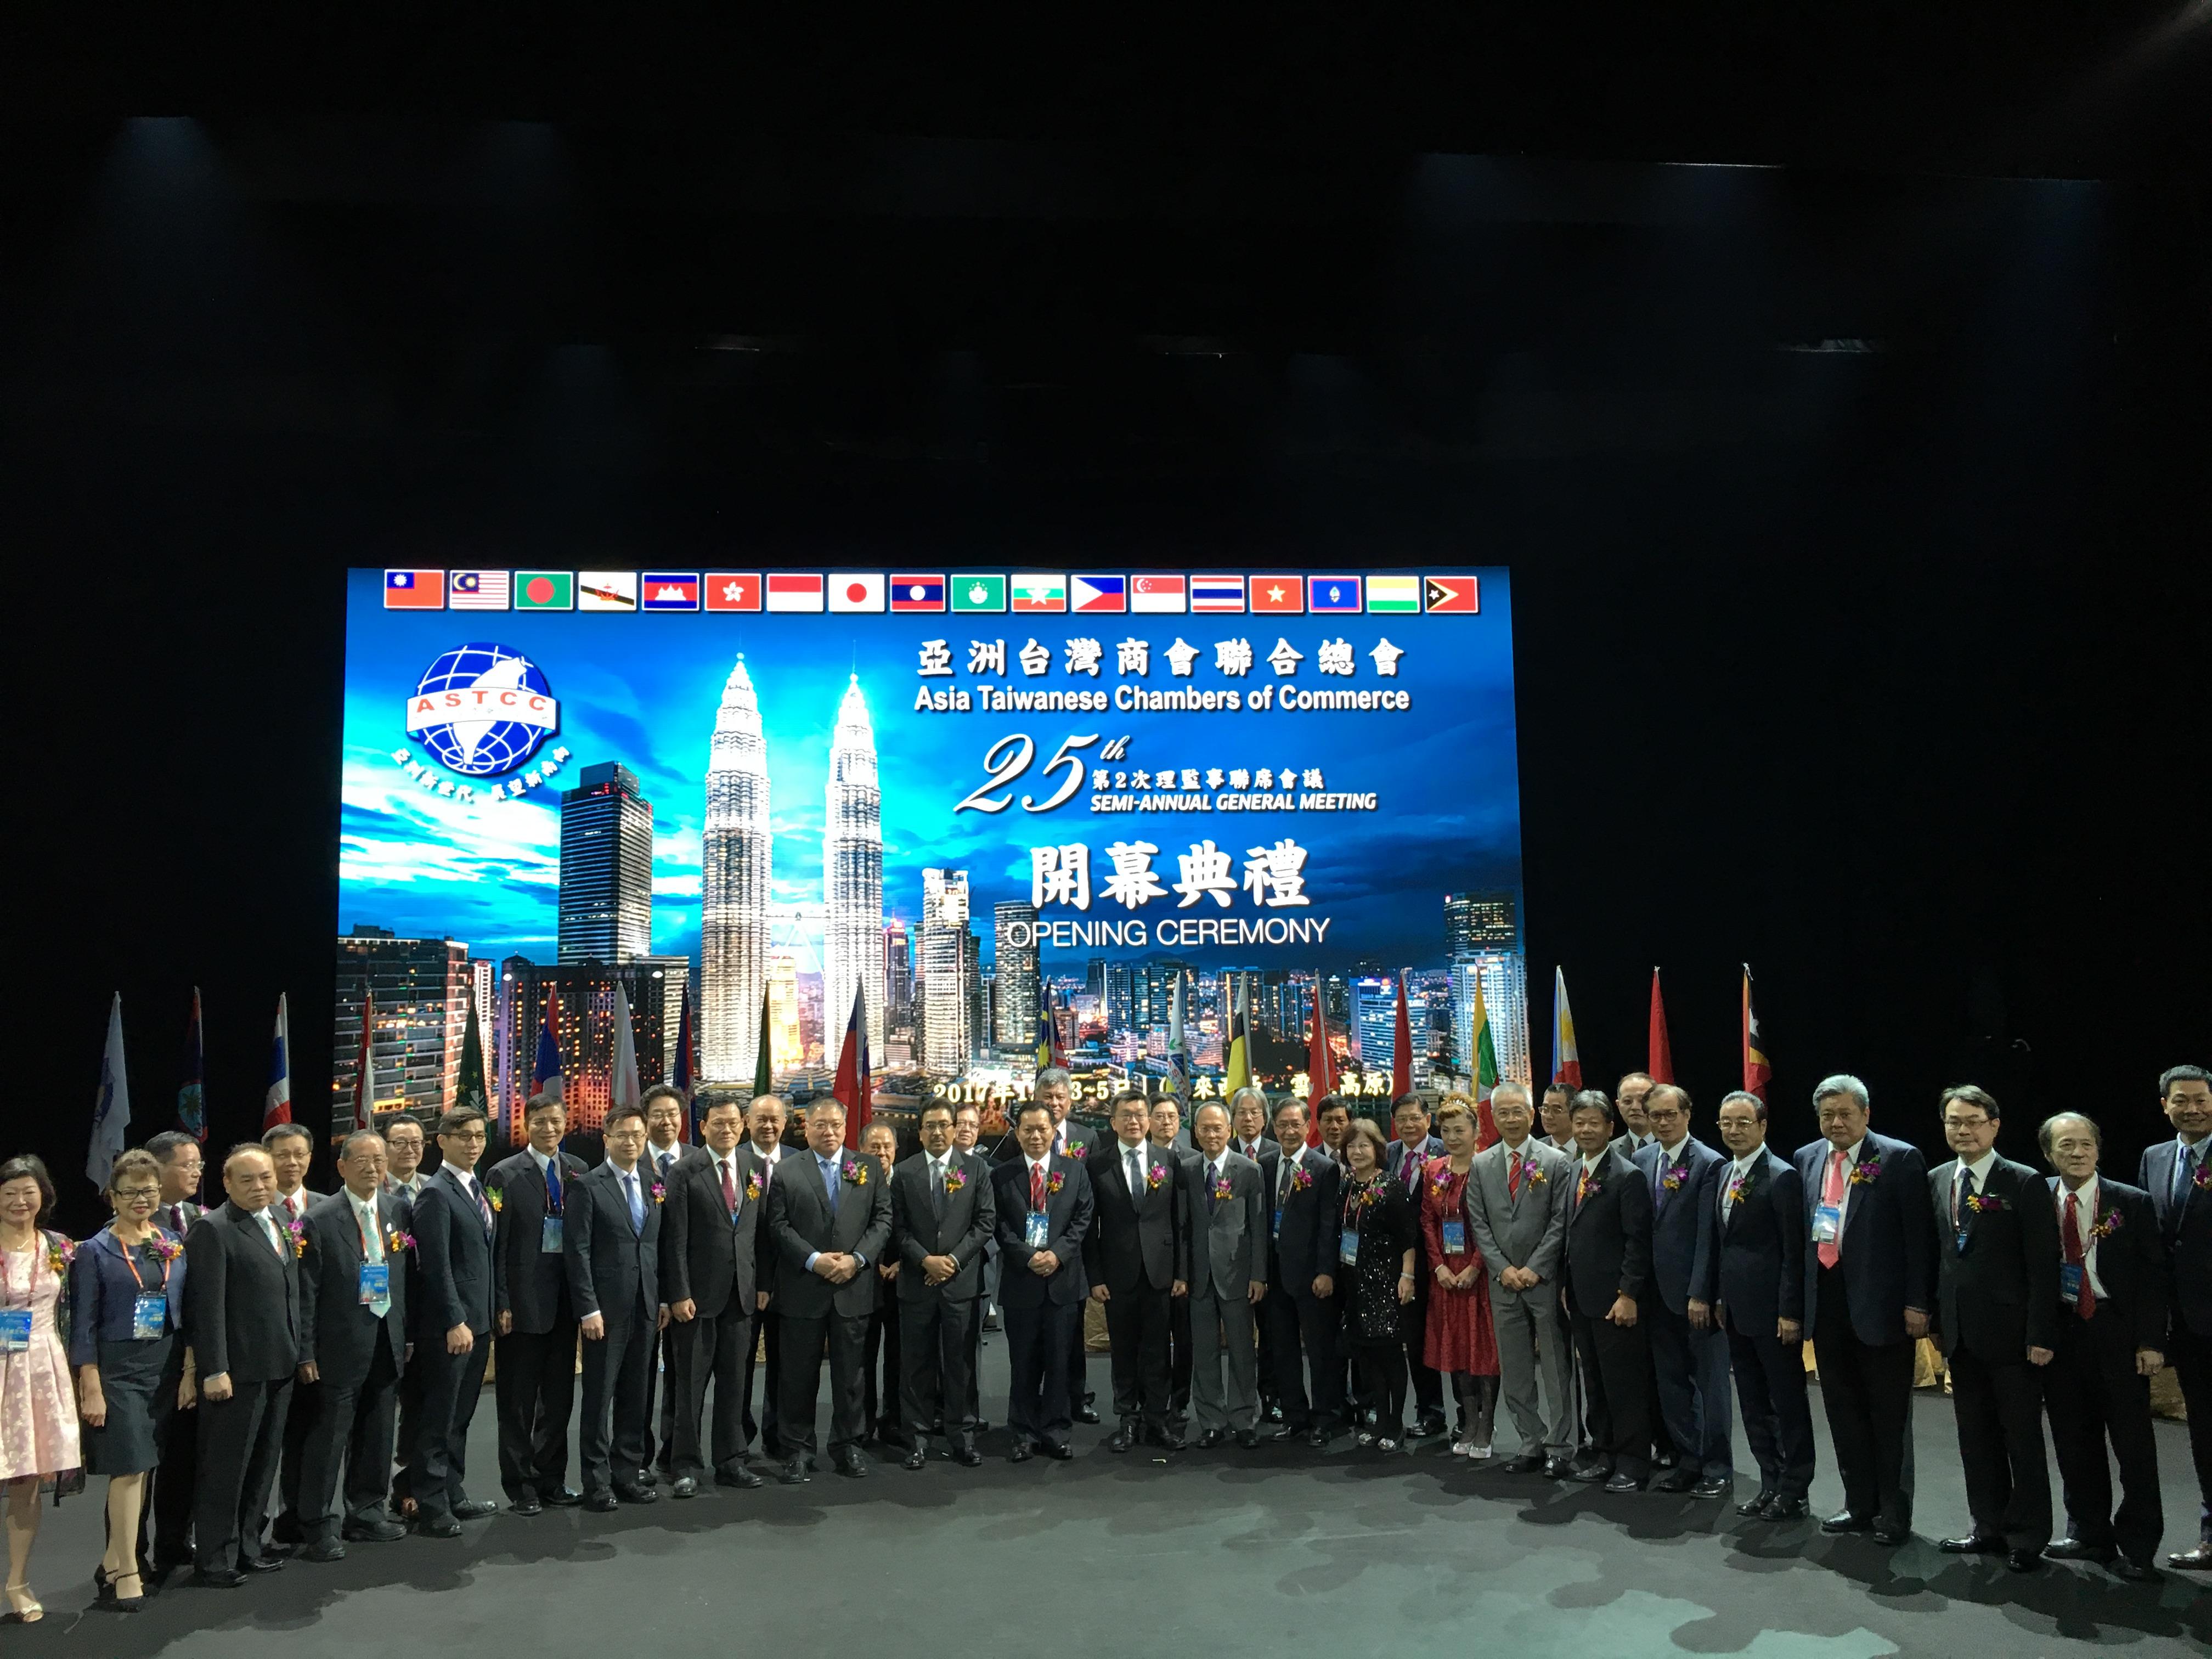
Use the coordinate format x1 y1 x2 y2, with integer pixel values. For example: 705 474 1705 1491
612 983 641 1112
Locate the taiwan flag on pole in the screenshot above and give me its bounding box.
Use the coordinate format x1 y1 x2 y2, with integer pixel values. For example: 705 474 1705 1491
533 985 564 1101
1550 966 1582 1089
1470 975 1501 1151
264 992 293 1130
1742 964 1771 1101
1391 969 1413 1100
1647 968 1674 1085
1304 977 1336 1144
350 981 377 1133
832 987 872 1148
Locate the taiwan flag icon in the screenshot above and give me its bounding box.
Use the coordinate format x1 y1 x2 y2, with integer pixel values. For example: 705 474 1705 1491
385 569 445 609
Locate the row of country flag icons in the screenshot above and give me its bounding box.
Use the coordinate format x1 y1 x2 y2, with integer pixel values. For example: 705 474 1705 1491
385 569 1481 616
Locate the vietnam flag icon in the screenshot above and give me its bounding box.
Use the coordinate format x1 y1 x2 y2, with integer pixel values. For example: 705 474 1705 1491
1248 575 1304 614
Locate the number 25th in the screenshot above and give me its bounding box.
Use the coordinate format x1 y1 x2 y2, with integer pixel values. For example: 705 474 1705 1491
955 733 1100 814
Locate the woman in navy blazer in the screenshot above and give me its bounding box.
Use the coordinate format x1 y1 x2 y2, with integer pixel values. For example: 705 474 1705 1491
69 1149 191 1611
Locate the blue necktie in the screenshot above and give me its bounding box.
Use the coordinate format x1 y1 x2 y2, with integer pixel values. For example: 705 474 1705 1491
2177 1144 2198 1224
544 1156 563 1215
624 1172 644 1235
822 1156 840 1218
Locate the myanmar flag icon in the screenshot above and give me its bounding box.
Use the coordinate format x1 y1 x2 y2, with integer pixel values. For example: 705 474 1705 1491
514 571 575 611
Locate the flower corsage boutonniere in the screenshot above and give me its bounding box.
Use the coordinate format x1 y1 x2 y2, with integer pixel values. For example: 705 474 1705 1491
1848 1158 1882 1186
1431 1166 1455 1194
943 1165 968 1195
1523 1161 1548 1185
146 1234 185 1265
285 1218 308 1257
1289 1163 1315 1192
386 1228 417 1255
840 1159 867 1187
2194 1164 2211 1193
1661 1164 1691 1193
1064 1141 1088 1159
1964 1192 2006 1215
650 1180 667 1205
1146 1161 1169 1191
1211 1172 1234 1203
486 1188 504 1214
744 1173 762 1202
1046 1171 1066 1195
2086 1206 2124 1243
46 1235 77 1275
1724 1173 1748 1205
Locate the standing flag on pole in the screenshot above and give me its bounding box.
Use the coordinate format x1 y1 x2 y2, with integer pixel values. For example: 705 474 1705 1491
752 983 774 1098
177 987 207 1142
1165 972 1189 1099
88 993 132 1190
1391 969 1414 1101
1550 967 1582 1089
832 988 872 1148
1035 985 1067 1072
1742 965 1771 1101
1222 978 1251 1099
533 985 563 1101
1304 977 1336 1145
455 993 487 1116
673 986 698 1135
264 992 293 1130
349 981 377 1134
1647 968 1675 1085
611 984 642 1115
1470 975 1501 1152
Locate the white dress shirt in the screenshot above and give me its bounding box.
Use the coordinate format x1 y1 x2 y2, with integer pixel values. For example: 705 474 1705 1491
1951 1148 2000 1226
1720 1149 1760 1220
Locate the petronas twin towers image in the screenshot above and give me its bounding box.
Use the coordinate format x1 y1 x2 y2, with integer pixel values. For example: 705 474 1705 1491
699 657 884 1084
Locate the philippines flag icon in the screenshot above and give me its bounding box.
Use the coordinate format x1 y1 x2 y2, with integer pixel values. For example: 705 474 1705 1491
829 573 887 613
1130 574 1186 613
1248 575 1304 613
1189 574 1245 612
704 572 761 611
384 569 445 608
641 572 701 611
890 574 947 612
1308 575 1363 613
766 572 826 612
1071 574 1126 613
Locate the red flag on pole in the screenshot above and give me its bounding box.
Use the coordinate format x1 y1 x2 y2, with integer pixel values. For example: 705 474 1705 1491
832 987 872 1149
1647 968 1674 1085
1305 976 1335 1146
1391 969 1413 1100
1742 964 1771 1101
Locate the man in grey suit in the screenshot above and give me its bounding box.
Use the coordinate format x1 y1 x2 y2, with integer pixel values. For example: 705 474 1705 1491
1464 1080 1576 1475
1183 1103 1269 1447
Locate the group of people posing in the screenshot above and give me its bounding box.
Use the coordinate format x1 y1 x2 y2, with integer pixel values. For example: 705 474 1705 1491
1 1060 2206 1624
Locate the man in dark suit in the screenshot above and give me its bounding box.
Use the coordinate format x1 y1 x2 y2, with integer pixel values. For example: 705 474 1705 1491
1927 1085 2059 1571
565 1102 669 1509
1084 1089 1189 1452
734 1094 791 1459
2038 1111 2169 1582
2140 1063 2211 1571
1149 1097 1200 1425
1227 1088 1280 1419
857 1120 909 1450
1538 1084 1576 1152
992 1100 1095 1460
995 1068 1104 1426
1793 1074 1935 1544
766 1098 893 1482
639 1086 689 1477
182 1143 301 1587
145 1130 206 1583
407 1105 499 1537
1708 1090 1813 1519
1183 1102 1269 1446
1562 1089 1655 1493
1385 1094 1449 1438
888 1100 997 1468
290 1128 410 1559
376 1111 432 1524
261 1121 325 1550
662 1098 766 1496
486 1094 588 1515
1634 1084 1732 1498
1607 1071 1657 1163
1263 1098 1345 1446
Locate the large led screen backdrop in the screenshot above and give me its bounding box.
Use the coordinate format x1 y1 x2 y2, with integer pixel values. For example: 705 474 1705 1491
336 567 1526 1133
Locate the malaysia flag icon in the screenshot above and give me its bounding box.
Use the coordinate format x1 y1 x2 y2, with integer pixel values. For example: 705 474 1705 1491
1071 574 1127 613
641 572 701 611
890 574 947 612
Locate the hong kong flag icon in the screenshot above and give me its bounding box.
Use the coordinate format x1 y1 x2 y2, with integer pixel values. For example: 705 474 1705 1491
704 572 761 612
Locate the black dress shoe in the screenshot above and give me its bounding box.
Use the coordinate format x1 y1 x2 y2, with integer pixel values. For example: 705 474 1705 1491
1542 1455 1573 1479
1305 1426 1330 1448
2005 1549 2042 1575
1939 1533 2005 1554
194 1568 246 1589
1820 1511 1873 1534
1566 1462 1612 1485
1500 1453 1546 1474
417 1517 464 1537
614 1482 661 1504
1145 1425 1184 1451
1760 1497 1810 1521
453 1499 499 1521
1010 1442 1034 1463
299 1542 348 1563
1603 1472 1644 1493
238 1555 286 1573
904 1446 929 1471
836 1451 869 1479
509 1499 544 1516
1043 1440 1074 1460
1195 1429 1226 1448
715 1466 764 1489
1074 1406 1101 1424
1652 1450 1678 1471
2110 1557 2161 1583
780 1458 811 1485
1871 1521 1911 1545
1267 1422 1305 1442
1106 1424 1136 1453
2042 1537 2115 1563
670 1476 698 1499
1689 1476 1732 1499
1651 1469 1696 1494
544 1488 584 1507
584 1492 619 1513
343 1520 408 1543
953 1444 984 1467
1736 1489 1777 1516
1235 1429 1260 1449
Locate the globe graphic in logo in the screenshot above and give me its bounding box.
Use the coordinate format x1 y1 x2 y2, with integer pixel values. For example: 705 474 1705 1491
411 643 556 776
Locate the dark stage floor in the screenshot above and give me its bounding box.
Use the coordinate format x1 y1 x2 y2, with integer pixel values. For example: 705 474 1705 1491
12 1340 2205 1656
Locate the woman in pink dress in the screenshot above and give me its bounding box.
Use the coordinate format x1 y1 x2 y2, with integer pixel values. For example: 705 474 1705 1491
1418 1099 1502 1457
1 1155 82 1623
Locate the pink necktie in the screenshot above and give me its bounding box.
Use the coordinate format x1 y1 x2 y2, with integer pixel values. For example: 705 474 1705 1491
1818 1150 1846 1268
1508 1150 1523 1199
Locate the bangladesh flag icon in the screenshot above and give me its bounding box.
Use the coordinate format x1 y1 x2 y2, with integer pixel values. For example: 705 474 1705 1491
514 571 575 611
950 574 1007 612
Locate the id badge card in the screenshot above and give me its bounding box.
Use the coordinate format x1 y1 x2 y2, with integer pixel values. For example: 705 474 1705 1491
1273 1206 1284 1238
1025 1211 1051 1250
131 1289 168 1340
1339 1228 1360 1266
1811 1204 1843 1244
1441 1219 1468 1256
0 1308 29 1352
1954 1227 1972 1256
2058 1263 2084 1301
540 1215 563 1254
358 1262 391 1306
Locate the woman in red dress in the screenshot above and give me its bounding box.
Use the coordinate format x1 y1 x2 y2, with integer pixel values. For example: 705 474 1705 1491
1419 1098 1501 1457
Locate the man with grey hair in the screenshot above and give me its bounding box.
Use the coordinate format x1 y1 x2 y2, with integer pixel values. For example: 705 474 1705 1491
1464 1079 1576 1474
736 1094 789 1459
1791 1074 1933 1544
1229 1089 1274 1163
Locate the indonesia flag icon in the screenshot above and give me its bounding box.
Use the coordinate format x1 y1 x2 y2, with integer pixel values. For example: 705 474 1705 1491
829 573 887 613
766 573 826 612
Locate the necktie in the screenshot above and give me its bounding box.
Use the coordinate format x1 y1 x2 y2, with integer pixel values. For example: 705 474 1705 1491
545 1156 563 1216
823 1157 840 1218
658 1150 675 1181
2062 1190 2096 1319
1508 1149 1522 1199
168 1204 185 1233
360 1201 392 1316
1403 1148 1420 1191
1206 1163 1221 1215
721 1158 738 1217
1818 1149 1846 1268
930 1160 946 1222
1954 1167 1977 1231
287 1193 302 1222
1576 1166 1594 1206
2177 1144 2198 1226
624 1172 644 1234
1126 1150 1143 1208
1279 1156 1295 1203
1030 1164 1046 1212
472 1178 493 1233
265 1212 286 1257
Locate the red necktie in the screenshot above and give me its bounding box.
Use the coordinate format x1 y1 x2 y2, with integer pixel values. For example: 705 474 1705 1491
1508 1150 1523 1198
2063 1192 2096 1319
287 1193 301 1221
1817 1150 1846 1268
721 1158 738 1216
1031 1164 1046 1211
